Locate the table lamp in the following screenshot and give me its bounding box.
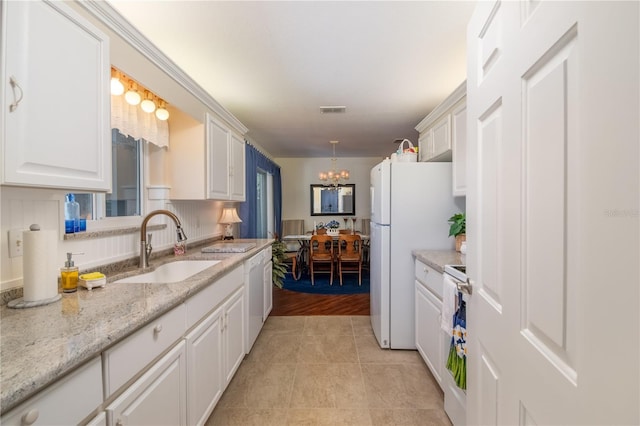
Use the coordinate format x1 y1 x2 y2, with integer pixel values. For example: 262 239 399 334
219 207 242 240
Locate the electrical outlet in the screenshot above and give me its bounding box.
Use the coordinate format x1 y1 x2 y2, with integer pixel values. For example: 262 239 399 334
9 229 23 258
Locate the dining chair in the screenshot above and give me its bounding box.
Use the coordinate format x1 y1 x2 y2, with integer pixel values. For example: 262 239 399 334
360 219 371 268
309 234 334 285
337 234 363 286
281 219 305 280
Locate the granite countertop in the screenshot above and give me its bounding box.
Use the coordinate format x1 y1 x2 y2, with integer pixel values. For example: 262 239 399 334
412 249 465 273
0 238 273 413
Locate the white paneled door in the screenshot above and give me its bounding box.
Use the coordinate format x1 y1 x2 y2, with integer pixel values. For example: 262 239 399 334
466 1 639 425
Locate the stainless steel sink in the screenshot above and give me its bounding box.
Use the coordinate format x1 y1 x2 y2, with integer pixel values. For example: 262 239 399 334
113 260 220 284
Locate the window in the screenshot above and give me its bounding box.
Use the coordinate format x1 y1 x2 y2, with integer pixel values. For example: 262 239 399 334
107 130 142 217
256 170 268 238
73 129 143 222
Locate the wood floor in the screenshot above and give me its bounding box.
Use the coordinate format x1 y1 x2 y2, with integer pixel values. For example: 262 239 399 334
270 286 370 316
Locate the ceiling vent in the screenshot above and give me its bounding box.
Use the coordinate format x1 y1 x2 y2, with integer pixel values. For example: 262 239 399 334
320 106 346 114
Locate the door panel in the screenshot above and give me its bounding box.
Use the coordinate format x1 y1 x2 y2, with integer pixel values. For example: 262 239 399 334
522 27 578 375
369 222 390 348
467 1 639 425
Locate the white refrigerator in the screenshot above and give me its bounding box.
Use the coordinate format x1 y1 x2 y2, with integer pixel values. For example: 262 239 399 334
370 159 464 349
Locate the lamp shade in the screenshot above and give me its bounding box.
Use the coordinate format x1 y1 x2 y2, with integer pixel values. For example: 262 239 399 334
219 207 242 224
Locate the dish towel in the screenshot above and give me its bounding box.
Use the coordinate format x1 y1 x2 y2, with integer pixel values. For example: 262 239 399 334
441 275 458 335
446 292 467 390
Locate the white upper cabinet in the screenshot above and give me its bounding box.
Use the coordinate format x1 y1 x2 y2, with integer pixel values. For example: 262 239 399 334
167 109 245 201
431 115 452 160
206 114 231 200
451 102 467 196
1 0 111 191
415 81 467 196
416 81 466 164
229 132 246 201
208 114 245 201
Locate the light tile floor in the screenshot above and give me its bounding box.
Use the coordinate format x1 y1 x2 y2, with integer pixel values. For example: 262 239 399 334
206 315 452 426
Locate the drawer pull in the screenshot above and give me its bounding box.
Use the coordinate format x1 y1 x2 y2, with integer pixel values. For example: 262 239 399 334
116 419 124 426
423 267 429 274
153 324 163 335
21 409 39 425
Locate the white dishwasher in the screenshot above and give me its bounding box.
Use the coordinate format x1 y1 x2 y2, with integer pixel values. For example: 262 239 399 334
245 251 265 352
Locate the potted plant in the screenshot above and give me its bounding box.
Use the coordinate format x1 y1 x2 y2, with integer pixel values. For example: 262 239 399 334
447 213 466 252
271 234 287 288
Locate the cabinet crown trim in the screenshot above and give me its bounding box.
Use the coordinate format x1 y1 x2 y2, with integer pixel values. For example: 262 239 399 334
415 80 467 132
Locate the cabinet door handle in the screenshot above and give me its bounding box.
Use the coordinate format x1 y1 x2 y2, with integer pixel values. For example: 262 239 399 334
21 409 39 425
153 324 163 335
9 76 24 113
116 419 124 426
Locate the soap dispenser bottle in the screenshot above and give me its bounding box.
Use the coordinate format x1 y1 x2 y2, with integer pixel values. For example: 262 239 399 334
61 252 81 293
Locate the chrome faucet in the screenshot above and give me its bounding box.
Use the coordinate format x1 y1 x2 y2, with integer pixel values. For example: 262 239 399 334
140 210 188 269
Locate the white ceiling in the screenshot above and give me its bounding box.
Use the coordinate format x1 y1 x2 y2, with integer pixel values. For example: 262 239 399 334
109 1 475 158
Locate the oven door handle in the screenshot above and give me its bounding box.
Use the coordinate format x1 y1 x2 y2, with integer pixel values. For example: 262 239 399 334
454 277 473 295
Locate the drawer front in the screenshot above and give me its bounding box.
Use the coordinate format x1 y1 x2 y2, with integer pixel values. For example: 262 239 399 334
103 304 186 397
186 265 243 329
414 260 443 300
1 357 102 426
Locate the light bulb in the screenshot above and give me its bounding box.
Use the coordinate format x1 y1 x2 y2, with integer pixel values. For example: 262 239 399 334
111 78 125 95
110 68 124 95
125 81 141 105
155 107 169 120
155 99 169 120
110 69 124 95
141 100 156 113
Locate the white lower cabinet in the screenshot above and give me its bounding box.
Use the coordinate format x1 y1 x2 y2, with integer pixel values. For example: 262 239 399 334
0 357 102 426
414 258 445 390
3 263 250 426
106 341 187 426
103 305 187 398
223 288 245 385
415 280 444 387
186 306 224 426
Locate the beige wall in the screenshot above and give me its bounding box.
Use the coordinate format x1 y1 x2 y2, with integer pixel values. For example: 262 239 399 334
276 156 382 234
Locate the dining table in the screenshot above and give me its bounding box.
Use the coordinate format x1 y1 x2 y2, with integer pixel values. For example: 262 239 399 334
282 233 370 279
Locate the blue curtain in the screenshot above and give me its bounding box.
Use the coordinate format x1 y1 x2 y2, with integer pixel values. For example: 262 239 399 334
239 142 282 239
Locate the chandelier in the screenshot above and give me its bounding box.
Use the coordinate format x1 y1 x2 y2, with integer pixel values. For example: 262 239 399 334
318 140 350 187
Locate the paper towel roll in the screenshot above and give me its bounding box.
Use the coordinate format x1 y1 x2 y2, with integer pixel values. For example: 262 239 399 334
23 225 58 302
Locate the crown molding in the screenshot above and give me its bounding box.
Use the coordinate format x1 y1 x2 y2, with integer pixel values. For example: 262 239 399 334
78 0 248 135
415 80 466 133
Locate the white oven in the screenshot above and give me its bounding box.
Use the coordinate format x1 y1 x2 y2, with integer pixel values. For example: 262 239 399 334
442 265 470 426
